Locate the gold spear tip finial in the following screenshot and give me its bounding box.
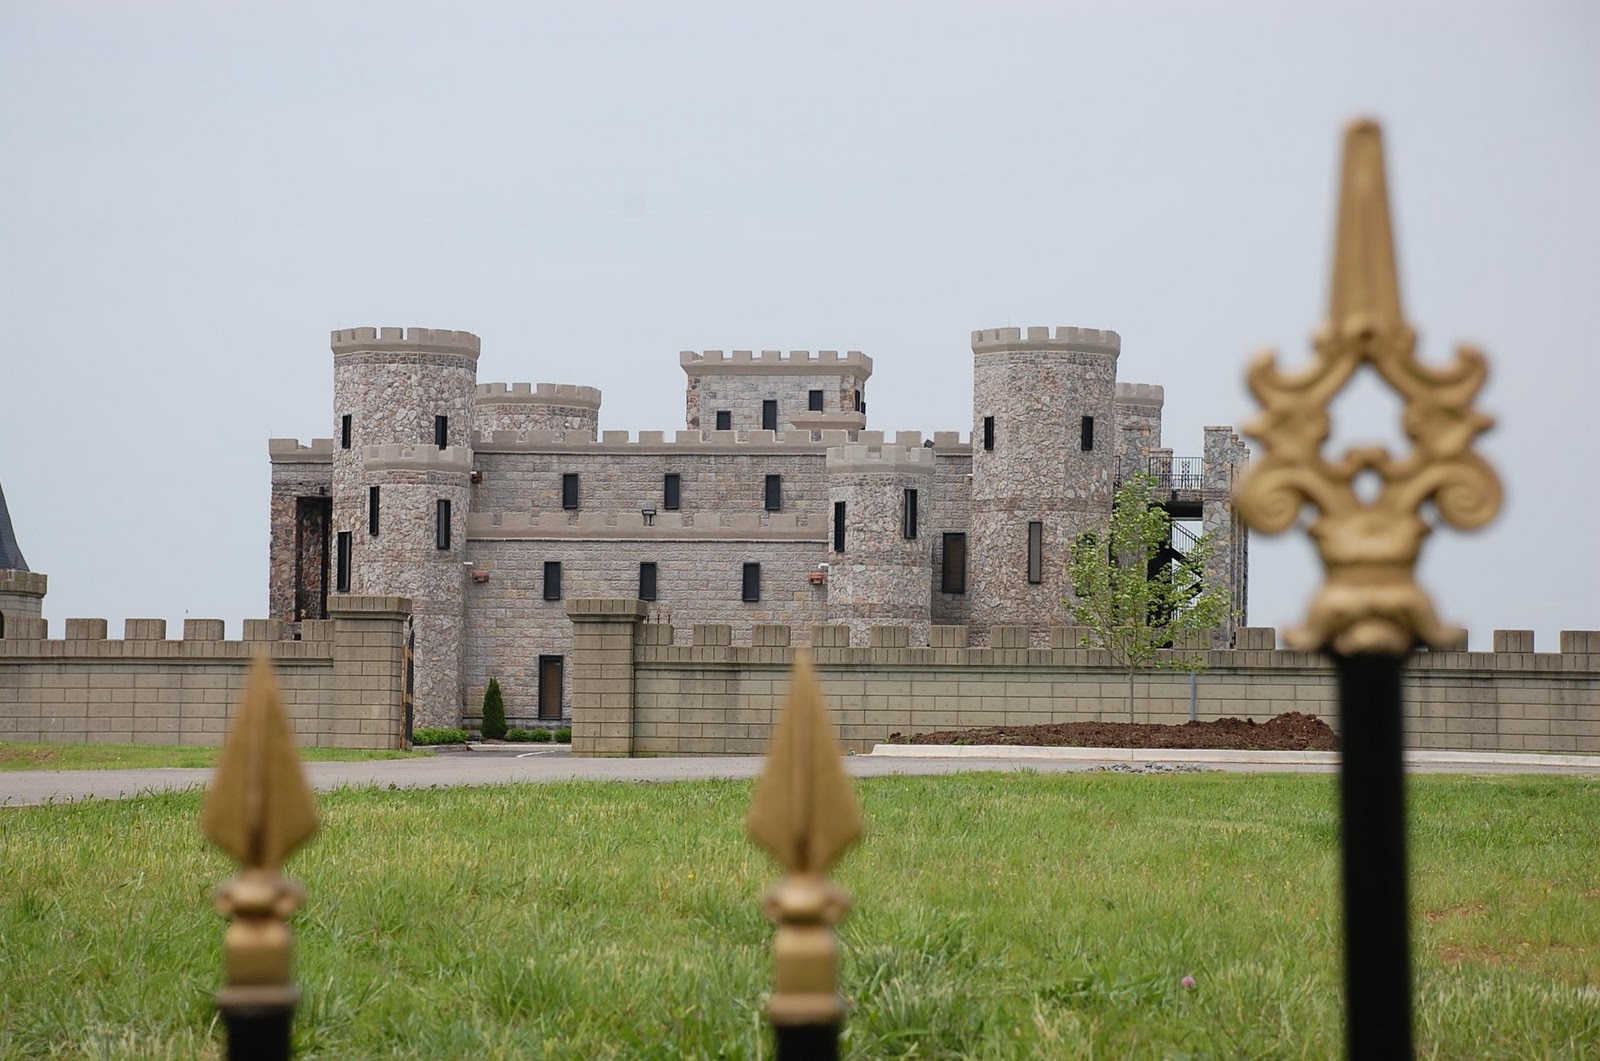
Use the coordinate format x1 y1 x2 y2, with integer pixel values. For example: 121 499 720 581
1329 117 1404 335
747 649 862 875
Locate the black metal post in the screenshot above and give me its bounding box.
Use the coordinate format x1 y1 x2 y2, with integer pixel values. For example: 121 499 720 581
773 1023 841 1061
219 996 296 1061
1333 652 1414 1059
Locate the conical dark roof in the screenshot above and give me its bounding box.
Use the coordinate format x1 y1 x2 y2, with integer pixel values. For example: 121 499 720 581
0 481 28 572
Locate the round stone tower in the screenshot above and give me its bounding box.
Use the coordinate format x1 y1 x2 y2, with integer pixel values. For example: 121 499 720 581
331 326 480 728
968 326 1121 641
825 443 935 645
474 382 602 437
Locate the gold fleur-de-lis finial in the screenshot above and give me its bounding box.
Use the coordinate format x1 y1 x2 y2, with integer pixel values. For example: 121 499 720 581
1233 119 1502 656
201 653 318 1009
748 649 863 1031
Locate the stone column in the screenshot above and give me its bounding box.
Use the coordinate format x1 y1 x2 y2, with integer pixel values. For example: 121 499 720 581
328 594 412 750
567 598 649 757
1202 427 1250 645
0 571 47 640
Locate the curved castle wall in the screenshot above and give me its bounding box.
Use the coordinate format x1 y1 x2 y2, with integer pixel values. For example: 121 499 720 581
825 444 934 645
475 382 601 436
968 326 1120 640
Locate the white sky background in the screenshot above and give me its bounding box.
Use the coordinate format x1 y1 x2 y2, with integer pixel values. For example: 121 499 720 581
1 0 1596 648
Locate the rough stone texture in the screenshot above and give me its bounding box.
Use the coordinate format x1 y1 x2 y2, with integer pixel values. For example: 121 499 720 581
267 442 333 622
475 382 602 435
826 445 935 644
968 328 1120 641
1115 382 1164 478
681 350 873 433
1203 426 1251 644
929 450 973 628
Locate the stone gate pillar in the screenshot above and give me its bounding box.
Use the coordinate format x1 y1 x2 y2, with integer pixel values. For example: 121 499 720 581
567 598 649 757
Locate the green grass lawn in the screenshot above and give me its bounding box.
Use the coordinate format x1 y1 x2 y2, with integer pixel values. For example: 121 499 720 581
2 773 1597 1059
0 741 429 772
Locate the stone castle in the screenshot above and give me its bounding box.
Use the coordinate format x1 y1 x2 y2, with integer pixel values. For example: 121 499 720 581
267 324 1251 729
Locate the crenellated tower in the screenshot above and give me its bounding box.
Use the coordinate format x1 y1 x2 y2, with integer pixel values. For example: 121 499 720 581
475 382 602 437
331 326 480 727
0 480 46 639
681 349 873 434
825 443 935 645
968 326 1121 640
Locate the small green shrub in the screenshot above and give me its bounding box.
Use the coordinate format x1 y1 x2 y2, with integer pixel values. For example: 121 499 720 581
554 728 572 744
481 678 508 740
505 729 533 742
411 727 468 746
530 728 553 743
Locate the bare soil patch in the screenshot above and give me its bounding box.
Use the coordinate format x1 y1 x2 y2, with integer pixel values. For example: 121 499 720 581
888 711 1338 752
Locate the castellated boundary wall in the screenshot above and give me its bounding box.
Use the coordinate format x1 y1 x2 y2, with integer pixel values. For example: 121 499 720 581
565 599 1600 758
0 596 411 749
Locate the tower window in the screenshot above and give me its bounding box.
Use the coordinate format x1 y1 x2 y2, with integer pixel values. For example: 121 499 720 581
368 486 380 536
941 532 967 594
340 415 352 449
742 562 761 602
715 410 732 431
764 474 782 512
833 500 846 553
639 562 658 602
336 531 352 591
1081 415 1094 452
435 415 449 449
903 489 919 539
562 473 580 510
761 399 778 432
663 473 681 511
436 500 452 551
983 416 995 451
808 389 824 412
544 561 562 601
1027 521 1043 584
854 389 862 412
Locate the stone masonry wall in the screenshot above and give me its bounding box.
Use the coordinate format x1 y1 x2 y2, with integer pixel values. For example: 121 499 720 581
1203 427 1251 639
826 445 935 645
680 350 873 433
1115 382 1163 476
929 450 973 629
475 382 602 436
267 443 333 622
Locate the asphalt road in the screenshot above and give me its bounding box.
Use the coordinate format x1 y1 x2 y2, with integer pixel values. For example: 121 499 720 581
2 746 1594 808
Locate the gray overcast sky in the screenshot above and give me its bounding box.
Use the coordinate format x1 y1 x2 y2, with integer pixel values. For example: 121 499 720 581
2 0 1596 648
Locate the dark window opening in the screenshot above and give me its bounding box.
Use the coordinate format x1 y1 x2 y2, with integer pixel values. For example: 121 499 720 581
562 473 580 510
335 531 352 591
942 533 967 594
833 500 846 553
538 655 563 721
340 414 352 449
544 561 563 601
853 389 862 412
1027 521 1043 584
808 389 824 412
983 416 995 451
715 410 731 431
1 611 7 639
1080 415 1094 452
742 562 761 602
436 500 452 551
663 473 681 511
434 414 449 449
903 489 919 540
761 399 778 432
764 474 782 512
639 562 658 601
368 486 380 536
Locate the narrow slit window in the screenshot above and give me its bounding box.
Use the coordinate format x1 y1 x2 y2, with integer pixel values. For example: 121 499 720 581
638 562 658 602
854 389 862 412
903 489 919 540
715 410 731 431
1080 415 1094 452
742 562 761 602
808 389 824 412
983 416 995 451
436 500 452 550
368 486 380 536
663 473 681 511
562 473 580 510
434 415 449 449
764 474 782 512
833 500 846 552
340 414 352 449
336 531 352 591
761 399 778 432
1027 521 1043 584
544 561 563 601
942 532 967 594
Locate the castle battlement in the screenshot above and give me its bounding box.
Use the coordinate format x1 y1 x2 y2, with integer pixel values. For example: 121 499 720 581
268 438 335 462
0 570 47 595
468 510 818 541
359 444 474 474
826 443 938 475
476 382 603 407
331 326 482 358
1116 382 1165 406
680 348 874 376
470 427 971 453
971 325 1121 356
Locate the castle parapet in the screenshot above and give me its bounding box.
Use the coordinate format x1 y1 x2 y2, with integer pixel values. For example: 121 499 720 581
476 382 603 409
679 349 874 377
0 570 48 596
468 510 818 541
1115 382 1165 407
825 443 937 475
268 438 336 463
971 325 1121 356
470 427 970 453
331 326 481 359
359 444 474 474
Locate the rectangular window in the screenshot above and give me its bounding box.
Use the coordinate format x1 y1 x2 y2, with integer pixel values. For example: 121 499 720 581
663 473 681 511
761 399 778 432
368 486 380 536
436 500 452 550
562 473 579 510
1027 521 1043 584
340 414 352 449
742 562 761 602
1080 415 1094 452
983 416 995 451
808 389 824 412
544 561 562 601
638 562 658 601
764 474 782 512
833 500 846 552
715 410 731 431
854 389 862 412
538 655 563 721
335 531 352 592
434 415 449 449
941 532 967 594
902 489 919 539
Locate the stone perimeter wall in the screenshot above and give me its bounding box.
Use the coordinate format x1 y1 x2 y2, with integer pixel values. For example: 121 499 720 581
0 596 412 749
565 600 1600 757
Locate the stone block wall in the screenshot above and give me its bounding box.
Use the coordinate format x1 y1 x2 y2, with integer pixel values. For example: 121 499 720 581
679 349 873 433
0 595 411 749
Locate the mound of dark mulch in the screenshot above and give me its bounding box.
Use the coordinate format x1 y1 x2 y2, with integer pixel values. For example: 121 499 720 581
887 712 1337 752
